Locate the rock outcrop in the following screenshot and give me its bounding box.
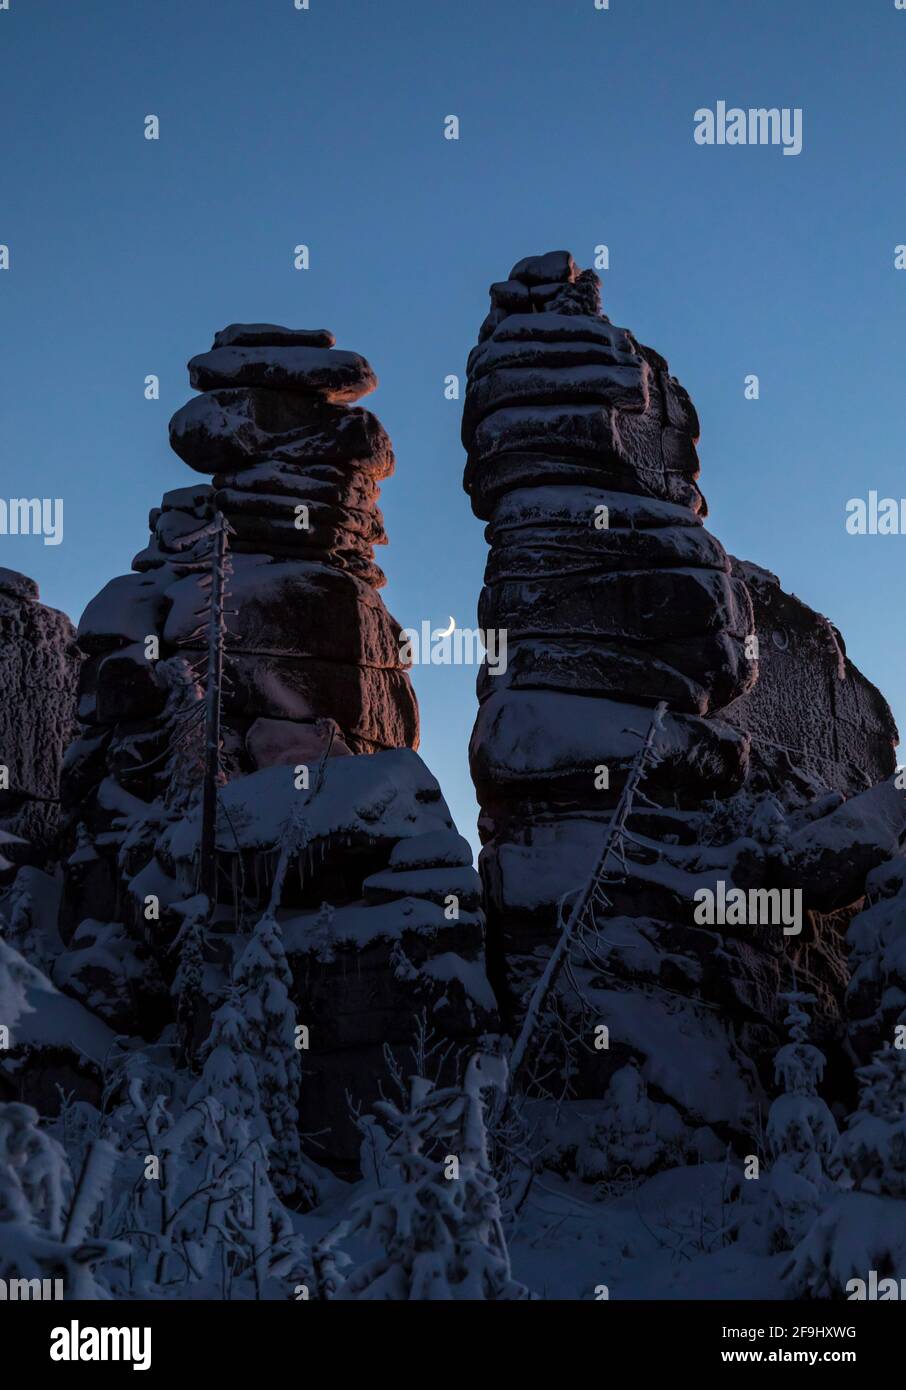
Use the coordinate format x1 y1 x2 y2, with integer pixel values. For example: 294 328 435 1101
0 568 79 866
724 560 896 796
62 325 419 924
463 251 756 949
149 748 494 1164
50 325 494 1165
462 252 901 1166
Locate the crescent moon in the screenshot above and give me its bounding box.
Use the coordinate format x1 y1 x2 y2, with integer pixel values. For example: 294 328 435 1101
435 615 456 638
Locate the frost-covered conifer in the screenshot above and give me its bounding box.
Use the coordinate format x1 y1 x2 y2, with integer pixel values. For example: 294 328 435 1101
190 993 264 1129
785 1043 906 1296
839 1045 906 1196
765 991 840 1251
339 1053 530 1300
845 857 906 1062
309 901 336 963
190 995 312 1298
170 895 209 1065
234 913 305 1199
576 1061 684 1179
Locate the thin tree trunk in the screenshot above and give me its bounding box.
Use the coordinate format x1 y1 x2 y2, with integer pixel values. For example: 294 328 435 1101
504 701 667 1105
200 514 228 905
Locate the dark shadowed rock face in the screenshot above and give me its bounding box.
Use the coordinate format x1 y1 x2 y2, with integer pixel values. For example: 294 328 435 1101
0 568 79 864
462 253 902 1167
724 560 896 796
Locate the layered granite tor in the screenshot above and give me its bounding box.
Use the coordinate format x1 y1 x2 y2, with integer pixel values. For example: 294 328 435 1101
64 326 419 845
462 252 902 1166
463 252 758 936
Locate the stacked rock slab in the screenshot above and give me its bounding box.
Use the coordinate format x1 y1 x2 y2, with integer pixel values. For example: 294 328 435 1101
462 252 904 1164
0 568 79 865
62 325 419 924
463 251 755 955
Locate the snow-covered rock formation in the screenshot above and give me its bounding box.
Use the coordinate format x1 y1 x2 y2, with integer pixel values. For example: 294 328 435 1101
62 324 421 923
0 568 79 865
464 250 755 930
462 252 902 1167
46 325 494 1163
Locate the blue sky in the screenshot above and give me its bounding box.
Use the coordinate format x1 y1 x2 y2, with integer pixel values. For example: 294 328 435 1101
2 0 905 852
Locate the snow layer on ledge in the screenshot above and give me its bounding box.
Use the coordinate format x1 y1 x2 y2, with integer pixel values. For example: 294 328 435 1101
163 749 454 860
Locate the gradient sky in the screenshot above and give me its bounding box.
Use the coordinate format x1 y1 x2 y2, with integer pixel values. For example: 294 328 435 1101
2 0 905 854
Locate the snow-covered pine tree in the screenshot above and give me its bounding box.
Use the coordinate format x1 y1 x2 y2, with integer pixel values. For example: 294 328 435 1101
105 1067 262 1297
0 1101 71 1233
764 990 841 1251
188 992 312 1299
840 1044 906 1195
785 1043 906 1297
169 894 209 1067
575 1060 685 1180
845 856 906 1062
309 1220 351 1300
219 719 339 1200
189 991 265 1130
153 520 234 1063
233 913 308 1202
338 1052 531 1300
309 901 336 963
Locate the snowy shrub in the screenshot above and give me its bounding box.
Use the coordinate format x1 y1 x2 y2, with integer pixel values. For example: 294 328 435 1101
0 1101 125 1298
785 1192 906 1298
575 1062 685 1179
839 1047 906 1197
107 1026 311 1300
233 912 310 1203
170 893 209 1064
785 1045 906 1295
339 1053 531 1300
765 992 840 1251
